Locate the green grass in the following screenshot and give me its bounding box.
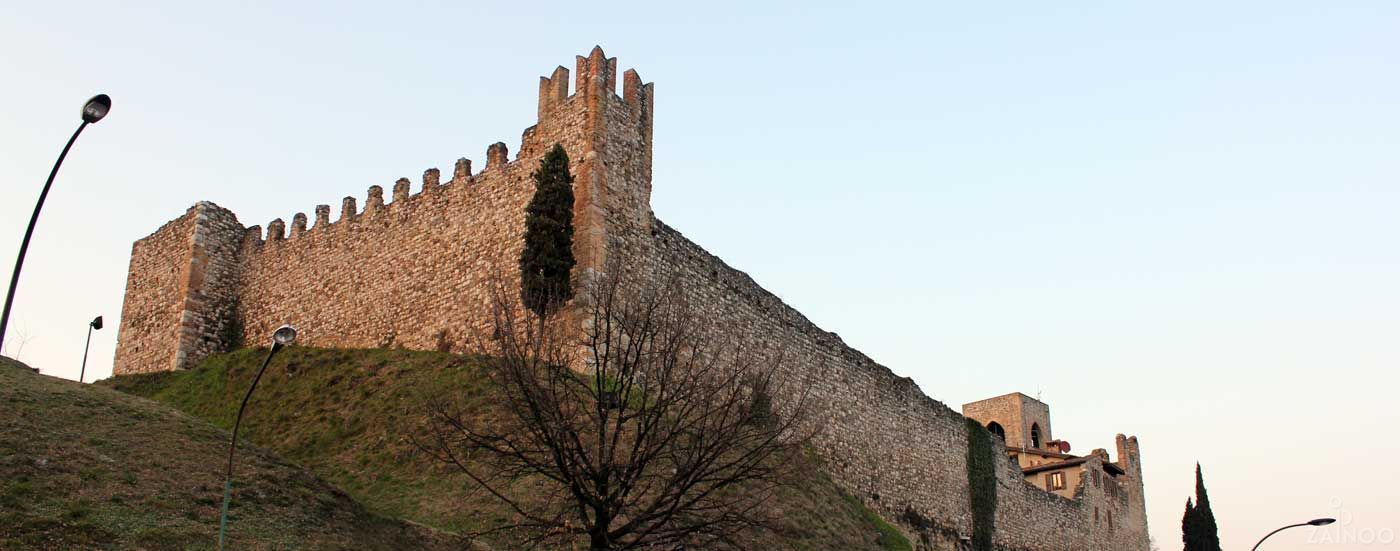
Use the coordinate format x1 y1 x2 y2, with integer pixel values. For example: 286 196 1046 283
854 496 915 551
103 347 494 534
0 355 466 550
102 346 912 550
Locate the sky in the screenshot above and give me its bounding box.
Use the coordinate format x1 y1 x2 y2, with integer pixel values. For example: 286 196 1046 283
2 1 1397 549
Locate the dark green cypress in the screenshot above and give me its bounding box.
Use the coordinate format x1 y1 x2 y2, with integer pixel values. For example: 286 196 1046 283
519 143 576 316
1181 497 1197 551
1181 464 1222 551
1192 464 1222 551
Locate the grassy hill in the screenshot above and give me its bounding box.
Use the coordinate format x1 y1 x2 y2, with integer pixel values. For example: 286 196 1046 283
0 355 465 550
100 346 910 550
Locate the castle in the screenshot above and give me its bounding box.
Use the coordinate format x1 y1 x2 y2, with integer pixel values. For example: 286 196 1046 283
112 47 1149 551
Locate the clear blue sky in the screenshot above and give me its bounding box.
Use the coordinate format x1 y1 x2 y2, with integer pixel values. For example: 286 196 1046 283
2 2 1397 549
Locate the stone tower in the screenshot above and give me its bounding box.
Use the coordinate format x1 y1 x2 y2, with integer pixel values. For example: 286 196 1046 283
962 392 1054 451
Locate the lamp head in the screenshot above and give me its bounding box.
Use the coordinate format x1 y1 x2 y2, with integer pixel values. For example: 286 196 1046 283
272 324 297 346
81 94 111 124
1308 518 1336 526
90 316 103 330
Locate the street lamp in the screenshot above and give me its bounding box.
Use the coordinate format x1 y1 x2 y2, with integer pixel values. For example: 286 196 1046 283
1250 518 1336 550
218 324 296 550
78 315 102 383
0 94 112 353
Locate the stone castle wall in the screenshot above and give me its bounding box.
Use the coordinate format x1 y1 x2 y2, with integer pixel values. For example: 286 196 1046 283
634 220 1149 550
232 144 545 355
114 211 196 374
112 47 1147 551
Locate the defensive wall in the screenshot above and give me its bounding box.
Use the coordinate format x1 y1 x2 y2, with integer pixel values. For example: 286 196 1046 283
112 47 1147 551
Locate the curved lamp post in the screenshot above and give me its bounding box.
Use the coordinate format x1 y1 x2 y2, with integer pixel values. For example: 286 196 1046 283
1250 518 1335 550
218 324 296 550
78 315 102 383
0 94 111 353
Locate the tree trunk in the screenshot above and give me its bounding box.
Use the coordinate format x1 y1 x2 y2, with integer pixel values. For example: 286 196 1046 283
590 524 611 551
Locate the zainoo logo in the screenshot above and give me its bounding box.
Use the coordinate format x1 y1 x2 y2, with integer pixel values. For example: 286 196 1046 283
1307 498 1395 545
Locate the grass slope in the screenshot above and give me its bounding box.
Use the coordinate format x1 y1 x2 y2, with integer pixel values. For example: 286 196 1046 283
0 355 464 551
102 346 909 550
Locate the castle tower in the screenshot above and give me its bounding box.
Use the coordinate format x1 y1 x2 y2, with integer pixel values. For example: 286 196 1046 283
962 392 1054 451
112 202 244 374
526 45 654 272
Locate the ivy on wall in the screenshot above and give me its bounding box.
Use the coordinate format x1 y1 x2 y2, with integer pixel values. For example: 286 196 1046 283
217 300 243 353
965 418 998 551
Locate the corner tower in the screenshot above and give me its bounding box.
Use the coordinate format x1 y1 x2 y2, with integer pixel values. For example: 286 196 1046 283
525 45 655 273
113 202 243 374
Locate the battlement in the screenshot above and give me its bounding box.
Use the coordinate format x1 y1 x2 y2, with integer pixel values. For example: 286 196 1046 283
241 154 481 245
223 46 655 251
537 46 653 123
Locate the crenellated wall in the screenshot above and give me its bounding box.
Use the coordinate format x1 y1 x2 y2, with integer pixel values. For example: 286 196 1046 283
112 46 1146 551
232 152 538 354
113 46 651 366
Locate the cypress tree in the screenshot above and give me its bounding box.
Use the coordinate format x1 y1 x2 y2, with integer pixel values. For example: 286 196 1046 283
519 143 576 317
1192 464 1222 551
1182 464 1222 551
1181 498 1197 551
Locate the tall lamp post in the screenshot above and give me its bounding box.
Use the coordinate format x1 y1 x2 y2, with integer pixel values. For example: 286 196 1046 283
218 324 296 550
0 94 112 353
78 315 102 383
1250 518 1336 550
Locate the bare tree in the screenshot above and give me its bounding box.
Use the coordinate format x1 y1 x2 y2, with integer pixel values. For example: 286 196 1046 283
2 322 36 363
419 269 819 550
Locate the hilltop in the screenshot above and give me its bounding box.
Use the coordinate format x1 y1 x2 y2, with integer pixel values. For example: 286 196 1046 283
0 355 465 550
100 346 910 550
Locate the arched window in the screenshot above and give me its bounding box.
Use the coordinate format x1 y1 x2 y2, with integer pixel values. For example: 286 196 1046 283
987 422 1005 440
1030 423 1042 448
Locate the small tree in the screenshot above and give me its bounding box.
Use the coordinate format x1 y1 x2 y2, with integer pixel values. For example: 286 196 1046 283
1182 463 1222 551
421 268 819 550
2 323 36 362
519 143 576 317
1182 498 1196 551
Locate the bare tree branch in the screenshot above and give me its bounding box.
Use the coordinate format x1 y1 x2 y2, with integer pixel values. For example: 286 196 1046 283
420 266 822 550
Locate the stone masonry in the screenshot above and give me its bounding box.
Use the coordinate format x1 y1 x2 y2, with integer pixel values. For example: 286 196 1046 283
112 47 1148 551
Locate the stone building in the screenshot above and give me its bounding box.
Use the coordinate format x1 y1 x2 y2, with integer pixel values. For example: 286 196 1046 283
964 393 1137 510
112 47 1149 550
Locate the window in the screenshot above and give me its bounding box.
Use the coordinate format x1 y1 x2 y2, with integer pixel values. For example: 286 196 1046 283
1092 469 1101 487
987 422 1006 440
1030 423 1042 448
1045 471 1066 491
